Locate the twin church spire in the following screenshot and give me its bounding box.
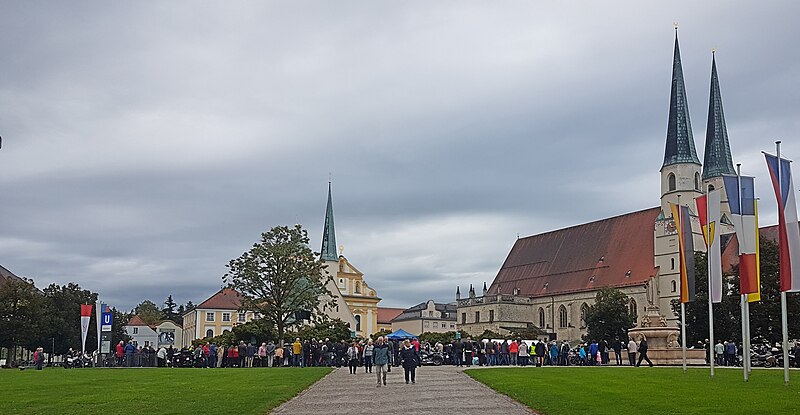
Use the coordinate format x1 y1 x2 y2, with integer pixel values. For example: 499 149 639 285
662 29 735 181
320 181 338 261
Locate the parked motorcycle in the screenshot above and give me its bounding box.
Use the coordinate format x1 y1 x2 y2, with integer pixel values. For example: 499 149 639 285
419 350 444 366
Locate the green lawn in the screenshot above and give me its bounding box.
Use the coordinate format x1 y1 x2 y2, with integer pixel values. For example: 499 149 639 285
0 367 331 415
467 367 800 415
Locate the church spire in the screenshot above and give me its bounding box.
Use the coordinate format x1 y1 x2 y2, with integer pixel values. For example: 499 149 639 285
701 51 735 179
320 181 338 261
662 29 701 170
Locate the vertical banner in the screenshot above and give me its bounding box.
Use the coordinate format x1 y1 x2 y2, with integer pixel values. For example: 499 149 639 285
101 304 113 332
696 189 723 303
80 304 92 355
95 299 102 353
765 153 800 292
670 203 696 303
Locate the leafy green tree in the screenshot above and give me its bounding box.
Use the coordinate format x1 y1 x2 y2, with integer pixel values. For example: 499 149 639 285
677 252 740 345
40 283 98 355
296 318 352 342
0 278 46 361
418 330 470 344
134 300 165 325
585 288 635 342
224 225 335 346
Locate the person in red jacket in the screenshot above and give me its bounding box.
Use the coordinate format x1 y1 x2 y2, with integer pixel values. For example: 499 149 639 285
509 340 519 366
115 341 124 366
412 338 420 352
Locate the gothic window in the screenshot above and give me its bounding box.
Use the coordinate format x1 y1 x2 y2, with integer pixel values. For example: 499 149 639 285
355 315 361 332
671 258 675 270
475 311 480 323
538 308 546 328
558 305 568 328
671 280 677 293
695 173 701 191
580 303 589 328
629 299 638 319
668 173 676 191
461 313 466 324
489 310 495 322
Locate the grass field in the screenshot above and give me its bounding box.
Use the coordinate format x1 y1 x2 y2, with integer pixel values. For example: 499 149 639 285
0 367 331 415
467 367 800 415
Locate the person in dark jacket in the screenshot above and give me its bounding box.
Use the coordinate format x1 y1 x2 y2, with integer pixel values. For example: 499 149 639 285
373 337 391 386
399 339 419 384
463 338 474 367
453 340 463 366
636 336 653 367
611 337 623 365
237 341 247 368
534 340 546 367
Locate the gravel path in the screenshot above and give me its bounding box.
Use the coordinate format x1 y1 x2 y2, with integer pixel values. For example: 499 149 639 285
271 365 535 415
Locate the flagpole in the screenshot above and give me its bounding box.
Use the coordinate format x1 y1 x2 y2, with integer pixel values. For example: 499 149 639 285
777 140 790 386
679 194 687 374
706 186 715 379
736 164 749 382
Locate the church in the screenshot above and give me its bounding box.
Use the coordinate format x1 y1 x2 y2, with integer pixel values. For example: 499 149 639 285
316 182 383 337
457 31 740 341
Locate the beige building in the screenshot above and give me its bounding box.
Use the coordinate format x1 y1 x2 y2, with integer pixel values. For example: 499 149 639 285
390 300 457 336
458 33 740 343
181 288 256 345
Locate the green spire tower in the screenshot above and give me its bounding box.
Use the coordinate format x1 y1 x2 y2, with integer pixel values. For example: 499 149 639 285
321 181 338 261
662 30 701 169
701 52 736 180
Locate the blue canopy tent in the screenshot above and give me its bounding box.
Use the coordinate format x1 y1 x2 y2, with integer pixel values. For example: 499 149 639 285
386 329 416 340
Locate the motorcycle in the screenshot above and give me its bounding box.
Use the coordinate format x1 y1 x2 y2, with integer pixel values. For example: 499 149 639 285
419 350 444 366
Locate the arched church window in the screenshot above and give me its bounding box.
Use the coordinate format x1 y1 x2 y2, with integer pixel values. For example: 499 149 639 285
355 315 361 332
695 173 701 191
538 308 545 328
668 173 676 191
580 303 589 327
558 305 568 328
629 299 638 320
671 280 677 293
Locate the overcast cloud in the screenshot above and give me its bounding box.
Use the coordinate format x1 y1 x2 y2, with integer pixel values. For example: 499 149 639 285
1 1 799 311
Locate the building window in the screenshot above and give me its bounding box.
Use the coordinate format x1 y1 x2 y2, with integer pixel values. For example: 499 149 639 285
339 278 345 288
695 172 701 191
355 315 362 332
462 313 466 324
538 308 545 328
558 305 568 328
222 312 231 322
708 184 715 192
671 258 675 270
489 310 494 323
132 327 138 334
206 312 214 322
580 303 589 328
629 299 638 320
450 324 455 329
238 313 246 322
205 329 213 338
475 311 480 323
424 320 430 328
668 173 676 191
442 322 446 328
671 280 677 293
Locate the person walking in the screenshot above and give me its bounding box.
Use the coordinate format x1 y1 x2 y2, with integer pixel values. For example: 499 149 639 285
400 339 419 384
363 339 374 373
373 337 390 387
627 338 637 366
347 342 360 374
636 336 653 367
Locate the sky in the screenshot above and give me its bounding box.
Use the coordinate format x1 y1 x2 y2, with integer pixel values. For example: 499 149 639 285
1 1 799 311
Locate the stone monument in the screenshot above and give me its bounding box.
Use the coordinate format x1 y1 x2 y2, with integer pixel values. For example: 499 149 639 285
627 277 706 365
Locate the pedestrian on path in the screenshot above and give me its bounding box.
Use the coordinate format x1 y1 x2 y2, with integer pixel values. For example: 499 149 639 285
363 340 374 373
627 338 637 366
373 337 390 387
400 339 419 384
636 336 653 367
347 342 360 374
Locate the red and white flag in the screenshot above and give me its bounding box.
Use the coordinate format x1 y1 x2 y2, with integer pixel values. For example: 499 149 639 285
80 304 92 355
765 153 800 292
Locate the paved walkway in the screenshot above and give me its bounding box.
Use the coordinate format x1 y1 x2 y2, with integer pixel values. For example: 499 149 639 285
271 365 534 415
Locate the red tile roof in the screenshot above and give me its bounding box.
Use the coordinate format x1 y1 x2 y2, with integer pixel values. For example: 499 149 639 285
489 207 660 297
127 315 149 326
197 288 243 310
377 307 405 324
